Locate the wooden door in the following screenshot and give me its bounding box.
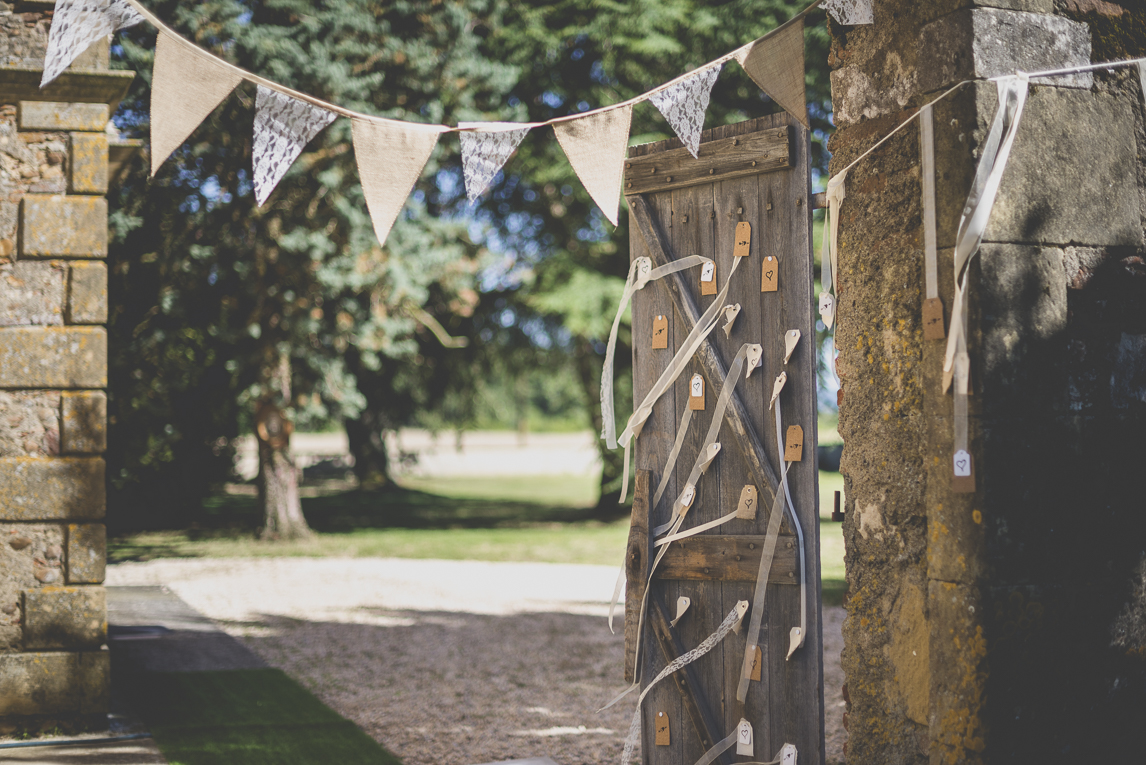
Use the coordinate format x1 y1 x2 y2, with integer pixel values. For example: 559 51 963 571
622 113 823 765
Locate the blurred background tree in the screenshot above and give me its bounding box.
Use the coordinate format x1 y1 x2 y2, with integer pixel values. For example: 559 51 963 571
107 0 832 531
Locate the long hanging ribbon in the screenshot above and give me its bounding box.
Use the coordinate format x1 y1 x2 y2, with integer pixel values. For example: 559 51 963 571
694 731 797 765
817 172 846 329
920 104 939 306
942 75 1029 395
603 343 751 700
617 256 744 503
619 601 749 765
601 255 708 450
650 346 761 544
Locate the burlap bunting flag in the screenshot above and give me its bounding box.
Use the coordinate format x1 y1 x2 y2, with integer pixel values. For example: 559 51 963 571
735 20 808 129
553 105 632 227
150 30 243 176
352 118 446 246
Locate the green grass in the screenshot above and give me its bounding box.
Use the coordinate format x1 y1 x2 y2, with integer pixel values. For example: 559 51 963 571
130 669 400 765
111 472 846 600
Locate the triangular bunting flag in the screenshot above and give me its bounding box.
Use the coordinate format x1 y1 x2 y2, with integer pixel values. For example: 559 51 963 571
42 0 144 87
458 122 530 201
253 86 337 206
150 30 243 176
735 21 808 129
553 105 632 227
822 0 874 26
352 117 445 246
649 64 721 158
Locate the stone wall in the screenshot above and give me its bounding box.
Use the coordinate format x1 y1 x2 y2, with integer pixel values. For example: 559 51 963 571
0 0 130 735
828 1 1146 762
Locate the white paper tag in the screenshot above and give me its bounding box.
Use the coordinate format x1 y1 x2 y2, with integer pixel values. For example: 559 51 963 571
701 260 715 282
779 742 798 765
784 329 801 364
818 291 835 328
736 719 754 756
679 484 697 514
670 596 691 627
745 343 763 378
770 372 787 410
953 449 972 477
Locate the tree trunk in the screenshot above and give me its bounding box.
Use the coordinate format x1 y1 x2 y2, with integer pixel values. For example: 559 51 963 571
345 413 390 490
257 441 312 540
573 336 627 516
256 400 313 540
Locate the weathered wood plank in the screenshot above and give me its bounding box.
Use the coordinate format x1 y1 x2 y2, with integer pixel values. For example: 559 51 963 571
649 590 729 762
654 535 799 583
625 469 652 683
627 194 780 506
624 128 792 196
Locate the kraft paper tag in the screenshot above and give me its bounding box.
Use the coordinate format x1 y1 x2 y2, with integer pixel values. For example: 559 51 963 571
655 711 670 746
688 373 705 410
736 719 754 757
923 297 946 341
784 329 801 365
784 425 803 462
736 485 758 520
952 449 975 493
734 221 751 258
652 315 668 349
700 259 717 295
750 645 762 681
761 255 778 292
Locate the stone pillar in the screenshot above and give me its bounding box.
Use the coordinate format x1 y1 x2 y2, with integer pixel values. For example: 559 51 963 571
828 2 1146 763
0 1 132 735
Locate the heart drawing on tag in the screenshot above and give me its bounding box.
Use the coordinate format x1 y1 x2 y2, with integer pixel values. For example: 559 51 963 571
953 449 971 477
765 270 774 280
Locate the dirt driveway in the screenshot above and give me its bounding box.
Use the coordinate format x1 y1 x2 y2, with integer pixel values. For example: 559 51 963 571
108 557 844 764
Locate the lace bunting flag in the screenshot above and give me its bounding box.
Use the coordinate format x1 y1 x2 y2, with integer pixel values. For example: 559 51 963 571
649 64 721 158
822 0 874 26
458 122 530 201
42 0 144 87
253 86 337 206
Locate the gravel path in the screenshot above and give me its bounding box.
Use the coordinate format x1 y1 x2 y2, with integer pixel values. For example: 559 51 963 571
108 558 844 764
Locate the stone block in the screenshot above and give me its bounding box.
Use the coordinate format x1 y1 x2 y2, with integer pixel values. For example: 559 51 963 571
18 195 107 258
0 261 66 326
60 391 106 454
66 524 105 584
928 581 987 763
0 523 66 650
0 457 105 520
0 391 60 457
17 101 108 132
988 87 1142 248
0 327 106 388
66 261 107 325
22 585 105 650
919 9 1092 92
68 133 108 194
0 650 109 716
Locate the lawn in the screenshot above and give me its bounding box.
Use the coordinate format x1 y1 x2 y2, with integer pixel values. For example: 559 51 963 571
111 471 846 598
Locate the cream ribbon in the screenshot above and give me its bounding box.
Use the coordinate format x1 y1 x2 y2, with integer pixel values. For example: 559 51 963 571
616 256 744 503
601 255 708 450
693 727 796 765
619 601 749 765
920 104 939 303
817 171 846 329
942 75 1029 395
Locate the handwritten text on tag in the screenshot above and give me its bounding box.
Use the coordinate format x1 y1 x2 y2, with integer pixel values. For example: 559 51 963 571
651 315 668 349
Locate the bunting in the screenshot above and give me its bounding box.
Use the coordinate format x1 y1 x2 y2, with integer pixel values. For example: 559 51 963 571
649 64 722 158
150 30 243 176
735 20 808 129
253 86 337 206
553 105 633 227
352 118 447 246
822 0 874 26
458 122 531 201
41 0 143 87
